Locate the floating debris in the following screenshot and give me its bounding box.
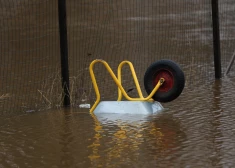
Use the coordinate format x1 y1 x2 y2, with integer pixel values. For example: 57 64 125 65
79 104 90 108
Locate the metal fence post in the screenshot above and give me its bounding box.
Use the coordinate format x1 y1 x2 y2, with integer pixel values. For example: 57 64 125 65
58 0 70 106
211 0 222 79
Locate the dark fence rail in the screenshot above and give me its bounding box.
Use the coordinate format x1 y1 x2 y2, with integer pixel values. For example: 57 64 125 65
0 0 234 113
212 0 222 78
58 0 70 106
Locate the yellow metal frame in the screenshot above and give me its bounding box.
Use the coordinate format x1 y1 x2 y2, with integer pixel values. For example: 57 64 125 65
89 59 164 113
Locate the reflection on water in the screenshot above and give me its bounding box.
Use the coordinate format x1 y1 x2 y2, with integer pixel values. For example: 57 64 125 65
1 77 235 167
88 112 185 167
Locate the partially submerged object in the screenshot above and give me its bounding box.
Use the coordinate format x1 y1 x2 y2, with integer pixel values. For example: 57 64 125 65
89 59 185 115
93 101 163 115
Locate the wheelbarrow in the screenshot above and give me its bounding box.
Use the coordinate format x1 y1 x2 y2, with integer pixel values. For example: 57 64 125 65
89 59 185 115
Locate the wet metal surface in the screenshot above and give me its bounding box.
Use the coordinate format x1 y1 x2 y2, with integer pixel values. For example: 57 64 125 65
1 78 235 167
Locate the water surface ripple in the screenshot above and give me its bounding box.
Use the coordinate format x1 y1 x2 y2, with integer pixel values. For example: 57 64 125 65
1 78 235 167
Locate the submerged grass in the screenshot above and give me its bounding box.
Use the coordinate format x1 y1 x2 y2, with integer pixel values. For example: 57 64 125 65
38 67 93 109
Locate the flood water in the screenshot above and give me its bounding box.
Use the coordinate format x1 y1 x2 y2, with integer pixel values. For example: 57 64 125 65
1 0 235 167
1 77 235 167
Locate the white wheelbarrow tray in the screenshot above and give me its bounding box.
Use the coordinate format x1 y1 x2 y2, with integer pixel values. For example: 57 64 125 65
93 101 164 115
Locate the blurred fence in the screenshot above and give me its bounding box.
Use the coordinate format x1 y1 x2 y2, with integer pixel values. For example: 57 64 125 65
0 0 235 113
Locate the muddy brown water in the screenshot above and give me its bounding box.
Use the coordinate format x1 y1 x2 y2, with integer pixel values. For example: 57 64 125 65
1 0 235 167
1 78 235 167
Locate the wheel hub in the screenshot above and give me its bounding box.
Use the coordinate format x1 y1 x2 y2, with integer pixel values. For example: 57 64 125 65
153 69 174 92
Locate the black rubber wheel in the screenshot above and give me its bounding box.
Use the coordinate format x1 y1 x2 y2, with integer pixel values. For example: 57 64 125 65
144 59 185 102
